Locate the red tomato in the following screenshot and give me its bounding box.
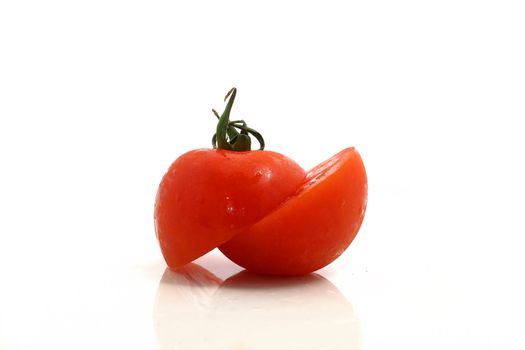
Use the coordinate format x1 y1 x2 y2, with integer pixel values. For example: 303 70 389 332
219 147 367 275
154 149 305 270
155 88 367 275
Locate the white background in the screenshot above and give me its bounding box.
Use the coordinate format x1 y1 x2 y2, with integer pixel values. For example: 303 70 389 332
1 1 524 349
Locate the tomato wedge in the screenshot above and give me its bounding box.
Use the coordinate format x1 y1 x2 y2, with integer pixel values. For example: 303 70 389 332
219 147 367 275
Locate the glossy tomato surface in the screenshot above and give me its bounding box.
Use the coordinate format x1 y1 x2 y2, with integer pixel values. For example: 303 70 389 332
219 148 367 275
154 149 305 270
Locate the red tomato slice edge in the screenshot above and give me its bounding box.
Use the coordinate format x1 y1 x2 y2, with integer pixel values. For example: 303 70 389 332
219 147 368 275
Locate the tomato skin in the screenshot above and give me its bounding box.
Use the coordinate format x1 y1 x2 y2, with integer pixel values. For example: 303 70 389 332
154 149 305 270
219 148 367 275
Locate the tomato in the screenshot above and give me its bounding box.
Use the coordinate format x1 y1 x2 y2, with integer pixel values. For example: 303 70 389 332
219 147 367 275
154 88 367 275
155 149 305 269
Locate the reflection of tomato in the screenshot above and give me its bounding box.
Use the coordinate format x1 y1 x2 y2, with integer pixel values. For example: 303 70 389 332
154 88 367 275
154 149 305 269
220 148 367 275
153 264 362 349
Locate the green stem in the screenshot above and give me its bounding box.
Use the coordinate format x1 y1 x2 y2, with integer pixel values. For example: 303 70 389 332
216 88 237 150
213 109 240 142
212 88 265 151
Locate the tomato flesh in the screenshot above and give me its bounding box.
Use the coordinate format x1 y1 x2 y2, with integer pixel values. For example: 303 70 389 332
154 149 305 270
219 148 367 275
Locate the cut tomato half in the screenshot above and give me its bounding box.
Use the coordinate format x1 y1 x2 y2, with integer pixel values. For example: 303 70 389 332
154 149 306 270
219 147 368 275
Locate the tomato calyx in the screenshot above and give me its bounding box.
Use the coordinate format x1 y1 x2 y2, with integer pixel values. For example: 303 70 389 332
211 87 265 152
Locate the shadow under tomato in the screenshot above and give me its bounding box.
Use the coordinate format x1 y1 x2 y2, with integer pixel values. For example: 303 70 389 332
153 264 362 350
